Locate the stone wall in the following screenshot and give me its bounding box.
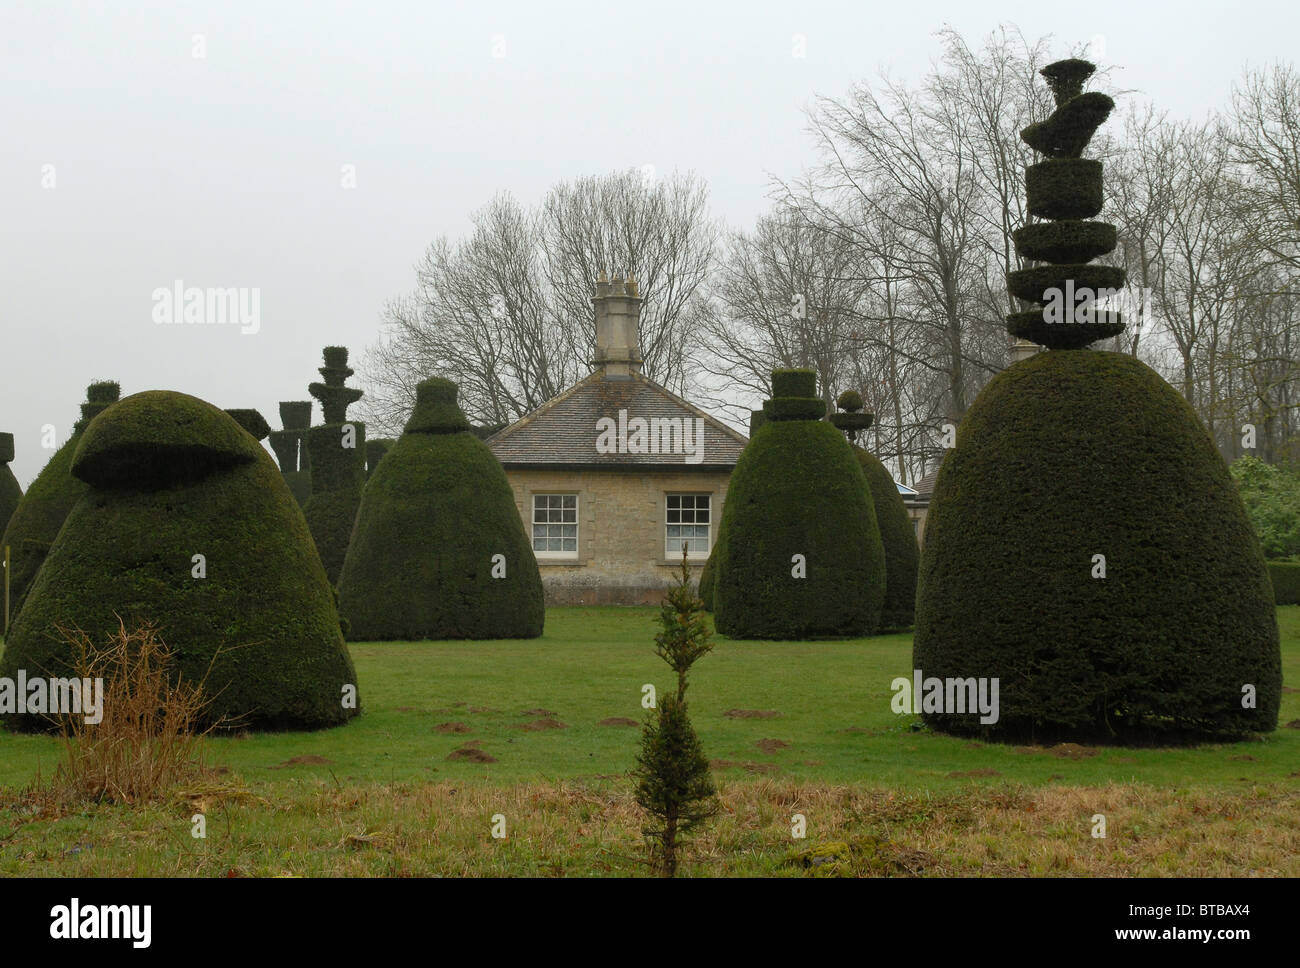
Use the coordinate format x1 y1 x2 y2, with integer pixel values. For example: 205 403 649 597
503 467 732 605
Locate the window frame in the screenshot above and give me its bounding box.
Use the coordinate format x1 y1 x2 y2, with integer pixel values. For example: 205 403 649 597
664 492 712 561
531 492 580 560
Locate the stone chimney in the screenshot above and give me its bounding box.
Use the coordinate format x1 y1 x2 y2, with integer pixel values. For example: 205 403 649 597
592 271 643 378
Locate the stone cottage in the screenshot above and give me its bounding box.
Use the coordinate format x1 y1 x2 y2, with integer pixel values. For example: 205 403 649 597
487 276 747 604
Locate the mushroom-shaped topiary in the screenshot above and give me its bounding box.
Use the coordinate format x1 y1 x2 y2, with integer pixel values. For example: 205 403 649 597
0 381 120 621
712 370 886 638
0 391 359 732
336 377 544 640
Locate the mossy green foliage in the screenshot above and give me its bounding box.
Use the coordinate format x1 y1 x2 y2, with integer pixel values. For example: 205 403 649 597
0 468 19 540
1269 561 1300 605
713 372 886 639
309 347 364 425
1024 159 1103 220
303 422 366 584
224 409 271 441
852 447 918 631
914 351 1281 742
336 378 544 640
0 383 120 619
0 391 358 732
365 439 394 478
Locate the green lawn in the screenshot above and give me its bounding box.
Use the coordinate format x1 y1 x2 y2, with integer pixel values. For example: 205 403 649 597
2 605 1296 793
2 607 1297 877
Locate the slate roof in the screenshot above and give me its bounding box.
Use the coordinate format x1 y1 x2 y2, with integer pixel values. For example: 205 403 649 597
908 468 940 501
486 371 747 470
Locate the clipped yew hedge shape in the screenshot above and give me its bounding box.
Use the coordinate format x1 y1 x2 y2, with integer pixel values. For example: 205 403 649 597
712 370 885 639
853 447 918 631
0 433 20 538
913 351 1281 742
224 408 271 440
0 382 119 620
1269 561 1300 606
337 377 544 640
0 390 358 732
303 347 366 583
303 421 366 583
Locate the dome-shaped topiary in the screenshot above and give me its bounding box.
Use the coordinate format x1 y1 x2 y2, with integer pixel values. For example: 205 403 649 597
0 382 120 620
851 446 918 631
0 390 359 732
712 370 886 638
913 351 1281 742
336 377 544 640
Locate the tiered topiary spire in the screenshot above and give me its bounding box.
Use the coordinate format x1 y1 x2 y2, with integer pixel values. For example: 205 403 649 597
309 346 365 424
303 347 366 584
1006 58 1126 350
827 390 873 443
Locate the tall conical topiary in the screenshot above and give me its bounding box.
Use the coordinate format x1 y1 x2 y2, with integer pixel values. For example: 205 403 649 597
336 377 544 640
0 433 21 541
913 58 1281 742
269 401 313 506
303 348 366 583
698 410 763 612
712 370 886 638
0 391 359 732
0 381 119 621
829 392 919 631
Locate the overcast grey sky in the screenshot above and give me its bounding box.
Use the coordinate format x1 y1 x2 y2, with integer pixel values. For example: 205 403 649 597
2 0 1296 485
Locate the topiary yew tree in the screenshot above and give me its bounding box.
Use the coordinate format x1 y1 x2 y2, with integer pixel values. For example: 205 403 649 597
829 393 919 631
712 370 886 638
0 381 120 621
0 433 20 542
269 400 313 506
913 58 1281 743
303 348 366 583
0 390 359 732
336 377 544 640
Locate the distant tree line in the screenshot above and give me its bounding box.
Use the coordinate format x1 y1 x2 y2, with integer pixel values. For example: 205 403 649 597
361 26 1300 481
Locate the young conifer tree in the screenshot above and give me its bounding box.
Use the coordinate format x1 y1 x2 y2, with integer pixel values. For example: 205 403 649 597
633 548 719 877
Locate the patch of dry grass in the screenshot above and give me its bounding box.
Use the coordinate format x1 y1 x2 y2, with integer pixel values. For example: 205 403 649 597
2 777 1296 877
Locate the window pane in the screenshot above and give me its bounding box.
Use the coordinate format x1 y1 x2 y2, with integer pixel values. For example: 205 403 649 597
562 537 577 551
562 525 576 537
562 495 576 509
